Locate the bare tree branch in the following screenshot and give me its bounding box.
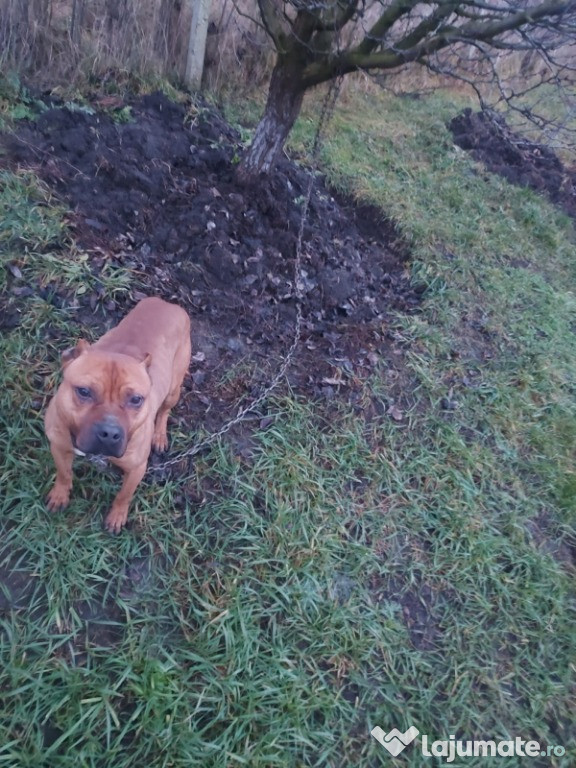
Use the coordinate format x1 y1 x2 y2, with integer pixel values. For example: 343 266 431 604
257 0 289 49
235 0 576 179
302 0 574 86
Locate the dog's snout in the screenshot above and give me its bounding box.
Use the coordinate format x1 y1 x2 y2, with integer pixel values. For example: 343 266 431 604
90 417 126 457
95 419 122 444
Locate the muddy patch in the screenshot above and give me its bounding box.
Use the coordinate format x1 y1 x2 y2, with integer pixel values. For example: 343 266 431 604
1 92 424 428
449 108 576 220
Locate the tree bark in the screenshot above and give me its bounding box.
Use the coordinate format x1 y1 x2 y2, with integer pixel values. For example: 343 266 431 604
235 57 305 184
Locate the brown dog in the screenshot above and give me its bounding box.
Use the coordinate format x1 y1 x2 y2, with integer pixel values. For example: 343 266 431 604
44 297 191 533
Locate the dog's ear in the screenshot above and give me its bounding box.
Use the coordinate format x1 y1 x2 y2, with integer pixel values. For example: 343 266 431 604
142 353 152 369
61 339 91 368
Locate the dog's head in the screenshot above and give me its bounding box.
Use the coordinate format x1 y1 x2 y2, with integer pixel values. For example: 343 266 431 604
55 340 153 458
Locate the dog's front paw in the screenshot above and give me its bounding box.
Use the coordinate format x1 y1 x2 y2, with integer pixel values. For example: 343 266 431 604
104 506 129 535
152 430 168 453
46 484 71 510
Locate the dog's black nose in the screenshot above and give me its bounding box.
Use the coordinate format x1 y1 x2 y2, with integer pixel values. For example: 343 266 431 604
92 417 125 457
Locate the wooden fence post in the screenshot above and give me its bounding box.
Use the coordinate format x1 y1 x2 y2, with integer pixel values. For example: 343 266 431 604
185 0 211 90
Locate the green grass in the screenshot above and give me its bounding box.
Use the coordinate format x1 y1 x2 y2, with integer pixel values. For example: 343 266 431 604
0 170 131 307
0 170 66 257
2 87 576 766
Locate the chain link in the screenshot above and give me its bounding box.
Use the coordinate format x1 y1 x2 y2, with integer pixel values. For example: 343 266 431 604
150 79 342 473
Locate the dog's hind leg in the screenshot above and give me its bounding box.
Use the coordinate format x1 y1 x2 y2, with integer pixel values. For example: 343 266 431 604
152 337 191 453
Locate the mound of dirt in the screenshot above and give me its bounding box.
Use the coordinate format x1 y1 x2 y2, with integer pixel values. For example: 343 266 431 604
3 92 574 449
1 91 422 442
449 108 576 220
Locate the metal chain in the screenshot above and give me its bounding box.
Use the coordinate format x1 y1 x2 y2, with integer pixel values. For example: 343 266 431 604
151 79 343 472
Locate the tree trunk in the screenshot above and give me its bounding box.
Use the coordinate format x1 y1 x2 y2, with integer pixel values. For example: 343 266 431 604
235 57 305 184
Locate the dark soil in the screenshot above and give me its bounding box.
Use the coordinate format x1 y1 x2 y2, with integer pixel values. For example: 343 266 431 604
2 92 574 453
449 107 576 221
2 94 573 443
1 91 425 448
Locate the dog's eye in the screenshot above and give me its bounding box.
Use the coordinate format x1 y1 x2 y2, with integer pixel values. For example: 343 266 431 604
128 394 144 408
75 386 92 401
